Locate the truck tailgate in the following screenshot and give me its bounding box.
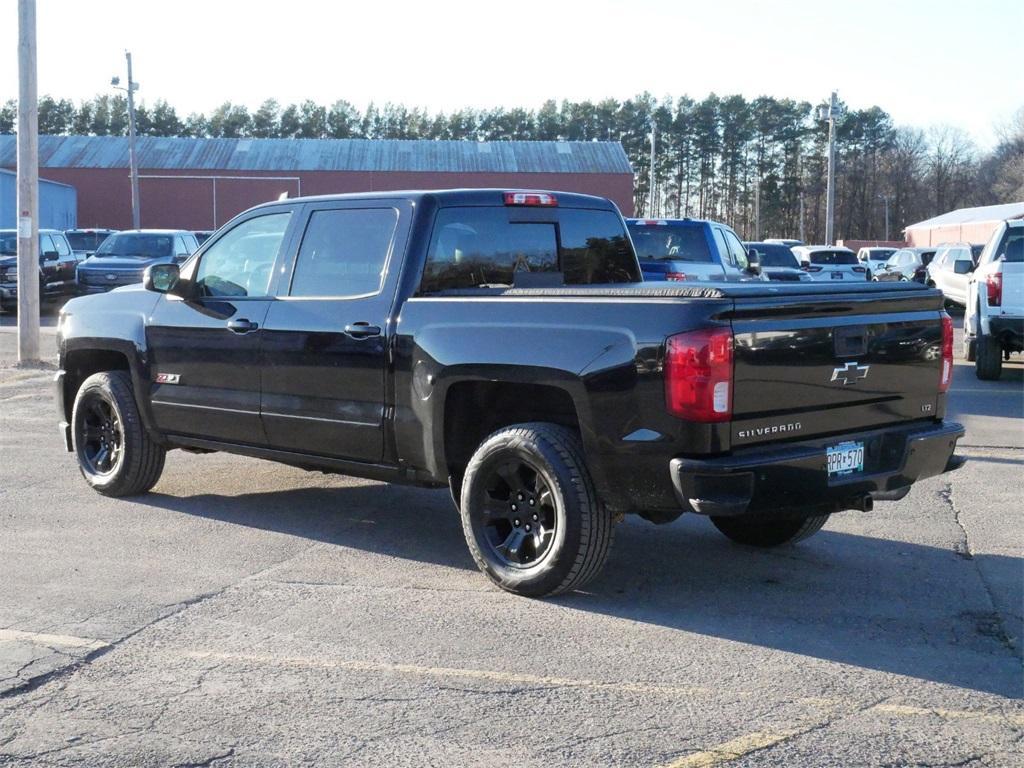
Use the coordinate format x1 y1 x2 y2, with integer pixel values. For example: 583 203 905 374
729 290 945 447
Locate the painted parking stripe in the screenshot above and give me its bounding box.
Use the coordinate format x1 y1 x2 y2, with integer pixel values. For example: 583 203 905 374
659 727 808 768
184 650 716 697
0 628 109 651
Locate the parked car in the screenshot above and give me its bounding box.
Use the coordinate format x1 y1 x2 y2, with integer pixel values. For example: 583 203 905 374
856 247 896 279
925 243 978 307
764 238 803 247
65 228 117 260
744 241 811 282
55 189 964 597
963 221 1023 379
76 229 200 294
874 247 937 283
0 229 80 312
792 246 867 282
192 230 214 246
626 217 763 281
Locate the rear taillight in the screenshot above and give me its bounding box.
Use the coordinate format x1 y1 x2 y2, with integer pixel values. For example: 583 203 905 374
665 328 734 422
986 272 1002 306
665 272 688 281
852 265 866 273
939 313 953 393
803 265 822 272
503 192 558 207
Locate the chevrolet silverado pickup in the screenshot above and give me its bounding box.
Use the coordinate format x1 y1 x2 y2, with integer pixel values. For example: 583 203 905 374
55 189 965 597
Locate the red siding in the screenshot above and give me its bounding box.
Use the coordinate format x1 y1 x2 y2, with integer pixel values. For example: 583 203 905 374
30 168 634 230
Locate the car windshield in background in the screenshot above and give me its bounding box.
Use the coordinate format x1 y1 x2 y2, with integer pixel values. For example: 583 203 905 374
420 207 638 293
750 244 798 268
0 233 17 255
66 232 111 251
95 234 174 259
809 251 857 265
627 223 713 263
869 249 895 260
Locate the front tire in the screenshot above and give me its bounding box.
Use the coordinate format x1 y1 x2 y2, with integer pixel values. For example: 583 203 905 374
975 335 1003 380
72 371 166 496
459 423 613 597
711 514 829 547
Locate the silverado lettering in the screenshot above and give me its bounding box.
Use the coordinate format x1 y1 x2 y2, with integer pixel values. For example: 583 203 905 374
736 422 803 439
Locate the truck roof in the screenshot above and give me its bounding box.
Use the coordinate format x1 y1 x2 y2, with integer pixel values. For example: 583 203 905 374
247 188 620 212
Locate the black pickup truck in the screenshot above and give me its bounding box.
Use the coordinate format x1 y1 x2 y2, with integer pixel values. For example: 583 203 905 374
55 190 964 597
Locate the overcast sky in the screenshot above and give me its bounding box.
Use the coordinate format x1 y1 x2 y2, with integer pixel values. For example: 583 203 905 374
3 0 1021 146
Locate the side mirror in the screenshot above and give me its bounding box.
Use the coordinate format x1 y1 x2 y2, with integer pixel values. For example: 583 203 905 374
42 250 59 261
746 247 760 265
144 263 181 294
953 260 973 275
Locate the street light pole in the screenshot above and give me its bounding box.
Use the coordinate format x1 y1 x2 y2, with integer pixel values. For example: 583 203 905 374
879 194 891 241
16 0 40 364
823 91 840 245
648 116 657 218
113 52 141 229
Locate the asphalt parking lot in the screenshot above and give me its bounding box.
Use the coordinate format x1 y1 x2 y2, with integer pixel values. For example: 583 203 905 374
0 310 1021 767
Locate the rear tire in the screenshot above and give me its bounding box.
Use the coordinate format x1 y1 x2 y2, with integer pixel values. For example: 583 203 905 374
72 371 166 496
975 335 1003 380
459 422 613 597
711 514 829 547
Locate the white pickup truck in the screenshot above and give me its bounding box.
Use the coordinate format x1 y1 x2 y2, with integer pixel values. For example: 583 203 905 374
963 220 1024 379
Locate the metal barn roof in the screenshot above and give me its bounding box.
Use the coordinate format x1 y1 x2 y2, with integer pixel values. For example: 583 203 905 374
0 135 634 175
905 202 1024 231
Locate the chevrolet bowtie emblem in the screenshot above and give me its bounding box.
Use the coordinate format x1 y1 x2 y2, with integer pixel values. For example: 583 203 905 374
831 361 870 385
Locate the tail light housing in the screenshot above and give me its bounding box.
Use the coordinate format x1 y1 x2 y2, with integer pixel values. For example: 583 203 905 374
665 272 688 281
665 328 733 422
803 265 822 272
852 265 866 273
939 313 953 393
986 272 1002 306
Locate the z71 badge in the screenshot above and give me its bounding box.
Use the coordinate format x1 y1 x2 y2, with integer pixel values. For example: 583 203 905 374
154 373 181 385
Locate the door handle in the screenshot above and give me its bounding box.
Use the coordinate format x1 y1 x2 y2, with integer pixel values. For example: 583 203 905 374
227 318 259 334
344 322 382 339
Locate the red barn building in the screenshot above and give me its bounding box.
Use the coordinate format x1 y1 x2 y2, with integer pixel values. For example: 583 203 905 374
0 135 635 230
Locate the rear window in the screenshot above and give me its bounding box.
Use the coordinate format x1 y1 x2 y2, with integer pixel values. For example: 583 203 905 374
868 249 894 260
627 222 712 263
809 250 857 265
748 243 798 268
66 232 111 252
420 207 638 293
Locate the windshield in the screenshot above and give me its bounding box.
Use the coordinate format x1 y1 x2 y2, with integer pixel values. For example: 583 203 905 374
748 243 798 268
0 233 16 255
95 233 174 259
626 222 712 263
66 232 112 252
809 250 857 265
868 249 895 261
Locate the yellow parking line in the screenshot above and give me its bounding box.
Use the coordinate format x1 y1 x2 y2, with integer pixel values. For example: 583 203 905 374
0 628 109 651
872 703 1024 728
184 650 717 697
658 727 806 768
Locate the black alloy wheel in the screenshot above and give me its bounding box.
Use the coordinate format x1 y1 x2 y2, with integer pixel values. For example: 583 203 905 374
76 394 124 476
474 458 558 569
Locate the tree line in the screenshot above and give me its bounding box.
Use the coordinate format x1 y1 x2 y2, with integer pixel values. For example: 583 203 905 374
2 93 1021 243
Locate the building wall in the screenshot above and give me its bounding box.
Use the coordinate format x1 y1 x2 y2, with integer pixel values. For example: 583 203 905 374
1 170 77 229
905 222 1004 248
32 168 634 230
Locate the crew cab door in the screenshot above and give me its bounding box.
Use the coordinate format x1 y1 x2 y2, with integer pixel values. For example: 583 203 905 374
258 200 409 462
146 210 296 444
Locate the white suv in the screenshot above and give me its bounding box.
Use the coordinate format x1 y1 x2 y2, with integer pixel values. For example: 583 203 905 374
926 243 979 307
963 221 1024 380
792 246 867 282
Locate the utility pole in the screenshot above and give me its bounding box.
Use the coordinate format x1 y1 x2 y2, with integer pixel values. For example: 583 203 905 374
817 91 844 245
113 52 141 229
879 193 891 241
648 116 656 218
16 0 39 364
754 182 761 241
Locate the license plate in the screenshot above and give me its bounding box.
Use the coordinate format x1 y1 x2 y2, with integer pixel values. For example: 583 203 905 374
831 271 844 279
827 440 864 476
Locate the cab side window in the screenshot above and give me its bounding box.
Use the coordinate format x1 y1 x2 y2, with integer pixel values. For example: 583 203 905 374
711 228 731 267
289 208 398 298
723 230 749 270
194 212 291 298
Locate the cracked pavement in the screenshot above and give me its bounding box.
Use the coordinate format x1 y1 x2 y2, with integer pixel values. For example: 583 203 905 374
0 314 1021 766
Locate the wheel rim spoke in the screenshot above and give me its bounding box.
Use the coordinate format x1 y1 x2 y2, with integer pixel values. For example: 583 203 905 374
496 528 528 564
476 456 558 570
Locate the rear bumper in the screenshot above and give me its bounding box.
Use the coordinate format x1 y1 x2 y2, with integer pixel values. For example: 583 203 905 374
989 316 1024 347
670 420 964 517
